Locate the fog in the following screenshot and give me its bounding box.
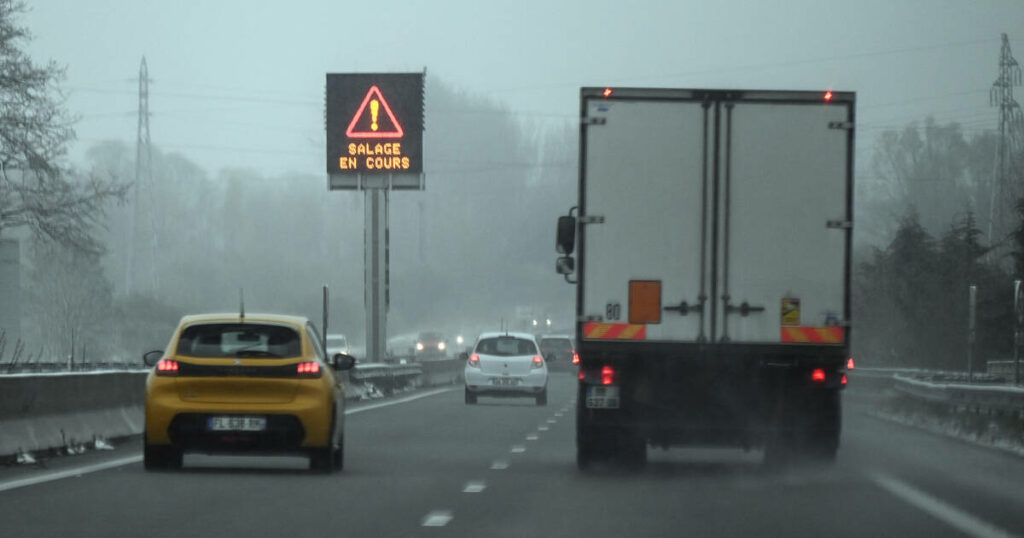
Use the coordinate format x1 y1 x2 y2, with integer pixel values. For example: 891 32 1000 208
11 0 1024 364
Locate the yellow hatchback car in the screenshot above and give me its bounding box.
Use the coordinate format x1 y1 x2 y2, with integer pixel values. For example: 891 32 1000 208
142 313 355 472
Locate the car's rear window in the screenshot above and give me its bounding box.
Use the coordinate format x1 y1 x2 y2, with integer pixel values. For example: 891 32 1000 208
476 337 537 356
177 323 302 358
541 338 573 352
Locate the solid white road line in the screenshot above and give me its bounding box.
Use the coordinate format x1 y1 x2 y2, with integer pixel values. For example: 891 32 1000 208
870 472 1018 538
0 387 458 494
0 455 142 493
462 481 486 493
421 510 453 527
346 387 458 415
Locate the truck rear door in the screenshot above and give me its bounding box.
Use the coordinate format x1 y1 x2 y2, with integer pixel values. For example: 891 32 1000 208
715 99 851 344
580 96 710 342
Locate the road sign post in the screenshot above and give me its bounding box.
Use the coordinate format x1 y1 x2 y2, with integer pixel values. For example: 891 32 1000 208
1015 280 1022 385
968 285 977 383
326 72 425 363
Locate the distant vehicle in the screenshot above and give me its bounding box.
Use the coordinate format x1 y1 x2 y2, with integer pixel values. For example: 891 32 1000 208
462 332 548 405
414 331 448 359
325 333 349 357
142 313 356 472
555 87 853 469
538 334 578 371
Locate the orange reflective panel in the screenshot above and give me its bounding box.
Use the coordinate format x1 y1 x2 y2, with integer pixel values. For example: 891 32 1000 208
629 280 661 324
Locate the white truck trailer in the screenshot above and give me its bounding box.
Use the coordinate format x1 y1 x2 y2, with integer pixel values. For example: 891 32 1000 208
555 87 854 468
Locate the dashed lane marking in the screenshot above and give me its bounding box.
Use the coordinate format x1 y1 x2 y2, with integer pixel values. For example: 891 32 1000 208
511 445 526 454
463 481 486 493
538 425 549 431
870 472 1017 538
490 460 509 470
526 433 539 441
547 419 557 424
346 387 457 415
421 510 453 527
554 412 564 417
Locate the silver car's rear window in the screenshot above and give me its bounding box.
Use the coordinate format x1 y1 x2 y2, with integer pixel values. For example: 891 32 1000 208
177 323 302 358
475 337 536 356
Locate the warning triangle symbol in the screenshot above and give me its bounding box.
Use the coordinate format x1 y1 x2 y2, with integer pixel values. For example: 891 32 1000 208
345 85 405 139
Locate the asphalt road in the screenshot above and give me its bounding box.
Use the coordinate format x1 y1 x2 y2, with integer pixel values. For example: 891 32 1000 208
1 374 1022 537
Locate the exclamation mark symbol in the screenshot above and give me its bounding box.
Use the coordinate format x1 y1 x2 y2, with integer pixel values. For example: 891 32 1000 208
370 99 379 131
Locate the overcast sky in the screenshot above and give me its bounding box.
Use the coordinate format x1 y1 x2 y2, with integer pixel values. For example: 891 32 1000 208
25 0 1024 177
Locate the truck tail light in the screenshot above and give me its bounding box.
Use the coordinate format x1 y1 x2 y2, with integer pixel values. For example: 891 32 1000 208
296 361 322 377
601 365 615 385
841 373 848 386
811 368 826 383
847 357 855 370
155 359 179 375
571 351 580 365
532 355 544 369
468 353 480 368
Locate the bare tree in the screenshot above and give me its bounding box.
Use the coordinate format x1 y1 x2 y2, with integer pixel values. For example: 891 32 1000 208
0 0 127 253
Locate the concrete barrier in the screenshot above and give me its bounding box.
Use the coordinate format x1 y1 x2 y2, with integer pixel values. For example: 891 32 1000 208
0 360 465 457
0 371 147 456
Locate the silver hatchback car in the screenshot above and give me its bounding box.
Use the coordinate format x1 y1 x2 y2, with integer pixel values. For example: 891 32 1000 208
462 332 548 405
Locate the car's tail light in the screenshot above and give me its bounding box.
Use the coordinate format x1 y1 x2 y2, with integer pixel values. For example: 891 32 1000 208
297 361 322 377
155 359 179 375
811 368 826 383
468 353 480 368
847 357 855 370
601 365 615 385
571 351 580 365
841 373 848 386
532 355 544 369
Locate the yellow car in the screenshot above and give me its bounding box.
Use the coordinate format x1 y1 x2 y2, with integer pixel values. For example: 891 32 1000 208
142 313 355 472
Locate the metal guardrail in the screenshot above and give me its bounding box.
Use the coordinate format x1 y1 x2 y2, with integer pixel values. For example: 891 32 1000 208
2 362 140 374
892 374 1024 415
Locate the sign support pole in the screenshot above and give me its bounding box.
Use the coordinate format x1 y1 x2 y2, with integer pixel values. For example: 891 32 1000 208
364 186 389 363
1015 279 1022 385
967 284 976 383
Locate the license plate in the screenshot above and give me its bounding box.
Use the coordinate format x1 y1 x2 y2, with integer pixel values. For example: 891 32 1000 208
491 377 520 386
586 386 620 409
207 416 266 432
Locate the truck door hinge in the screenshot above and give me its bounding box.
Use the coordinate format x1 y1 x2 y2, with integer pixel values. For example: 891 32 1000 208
582 117 607 126
828 121 853 130
664 299 705 316
725 301 765 317
827 219 852 229
579 215 605 224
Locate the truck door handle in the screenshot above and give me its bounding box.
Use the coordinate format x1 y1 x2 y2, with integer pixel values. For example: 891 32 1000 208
664 300 704 316
725 301 765 317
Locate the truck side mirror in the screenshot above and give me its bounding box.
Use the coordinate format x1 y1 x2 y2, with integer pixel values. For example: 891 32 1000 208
556 256 575 275
556 216 576 254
